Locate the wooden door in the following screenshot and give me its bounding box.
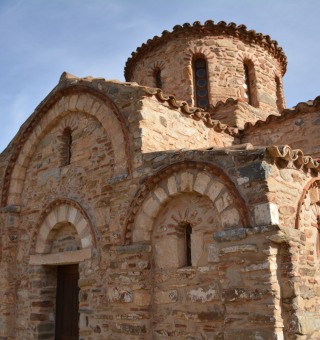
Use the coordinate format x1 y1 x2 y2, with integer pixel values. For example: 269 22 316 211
55 264 79 340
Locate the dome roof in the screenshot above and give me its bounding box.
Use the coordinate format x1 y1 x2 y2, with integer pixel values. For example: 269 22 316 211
124 20 287 81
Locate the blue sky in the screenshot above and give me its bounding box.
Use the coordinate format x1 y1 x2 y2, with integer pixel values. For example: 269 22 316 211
0 0 319 152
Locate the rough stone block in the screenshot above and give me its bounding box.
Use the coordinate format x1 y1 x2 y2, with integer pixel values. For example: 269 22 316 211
213 228 247 242
193 173 211 194
208 244 220 262
220 244 258 255
206 181 224 203
254 203 279 226
132 228 151 243
107 287 132 303
142 196 160 218
220 208 240 228
215 192 233 213
153 187 168 204
187 283 220 302
180 171 194 192
154 290 178 304
118 244 151 256
133 291 150 306
166 175 177 196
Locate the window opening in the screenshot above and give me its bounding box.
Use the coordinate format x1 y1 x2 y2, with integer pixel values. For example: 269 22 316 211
154 69 162 89
185 223 192 267
193 57 209 109
316 212 320 258
243 63 252 105
61 127 72 166
243 61 258 107
275 76 283 112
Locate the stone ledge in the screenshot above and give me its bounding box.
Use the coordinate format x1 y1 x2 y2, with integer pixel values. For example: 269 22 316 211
213 225 279 242
29 248 92 265
116 244 151 254
1 204 21 213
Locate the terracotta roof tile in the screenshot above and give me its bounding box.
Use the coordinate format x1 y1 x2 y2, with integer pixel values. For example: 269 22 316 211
243 95 320 132
125 20 287 80
144 88 239 136
267 145 320 171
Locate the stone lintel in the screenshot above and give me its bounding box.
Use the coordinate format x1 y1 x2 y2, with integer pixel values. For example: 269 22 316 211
29 248 92 265
116 243 151 254
213 225 279 242
1 204 21 213
267 226 304 244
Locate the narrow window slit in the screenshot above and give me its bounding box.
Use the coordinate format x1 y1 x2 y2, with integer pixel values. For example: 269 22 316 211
154 69 162 89
243 61 258 107
61 127 72 166
244 64 252 104
185 223 192 267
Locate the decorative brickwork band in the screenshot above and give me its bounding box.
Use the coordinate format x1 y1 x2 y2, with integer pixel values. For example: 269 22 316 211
124 161 249 244
1 82 132 208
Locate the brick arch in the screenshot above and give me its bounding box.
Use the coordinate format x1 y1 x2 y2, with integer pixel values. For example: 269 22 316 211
2 86 131 207
184 47 216 82
236 52 259 66
147 60 166 77
124 162 249 244
185 47 215 63
184 48 215 107
32 198 96 255
295 178 320 230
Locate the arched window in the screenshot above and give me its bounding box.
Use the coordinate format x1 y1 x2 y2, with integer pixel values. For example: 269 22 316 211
61 127 72 166
243 61 258 107
193 57 209 109
275 76 284 112
243 64 252 104
154 68 162 89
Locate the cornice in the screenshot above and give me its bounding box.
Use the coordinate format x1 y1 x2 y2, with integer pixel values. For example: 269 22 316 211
266 145 320 172
243 95 320 132
125 20 287 81
144 88 239 136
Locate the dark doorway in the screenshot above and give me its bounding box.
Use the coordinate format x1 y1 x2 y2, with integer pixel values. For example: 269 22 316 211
55 264 79 340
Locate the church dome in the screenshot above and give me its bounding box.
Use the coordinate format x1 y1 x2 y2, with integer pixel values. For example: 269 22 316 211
125 20 287 113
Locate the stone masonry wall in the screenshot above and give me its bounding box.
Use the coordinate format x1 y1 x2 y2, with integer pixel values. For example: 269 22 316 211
212 100 276 129
128 33 285 115
1 76 320 339
242 109 320 158
2 138 300 339
138 96 236 153
259 156 320 339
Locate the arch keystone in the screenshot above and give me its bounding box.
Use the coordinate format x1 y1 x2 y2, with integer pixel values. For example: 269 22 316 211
193 173 211 194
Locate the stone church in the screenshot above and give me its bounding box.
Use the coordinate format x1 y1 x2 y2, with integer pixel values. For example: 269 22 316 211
0 20 320 339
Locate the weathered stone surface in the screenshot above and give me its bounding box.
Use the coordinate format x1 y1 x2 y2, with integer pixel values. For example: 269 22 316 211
225 329 278 340
220 244 258 255
115 244 151 254
223 288 270 302
0 18 318 340
254 203 279 226
213 228 247 242
188 283 221 302
154 290 178 304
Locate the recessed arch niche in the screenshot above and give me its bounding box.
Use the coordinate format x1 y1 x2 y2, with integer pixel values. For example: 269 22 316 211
125 162 249 245
2 87 131 208
30 199 96 265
